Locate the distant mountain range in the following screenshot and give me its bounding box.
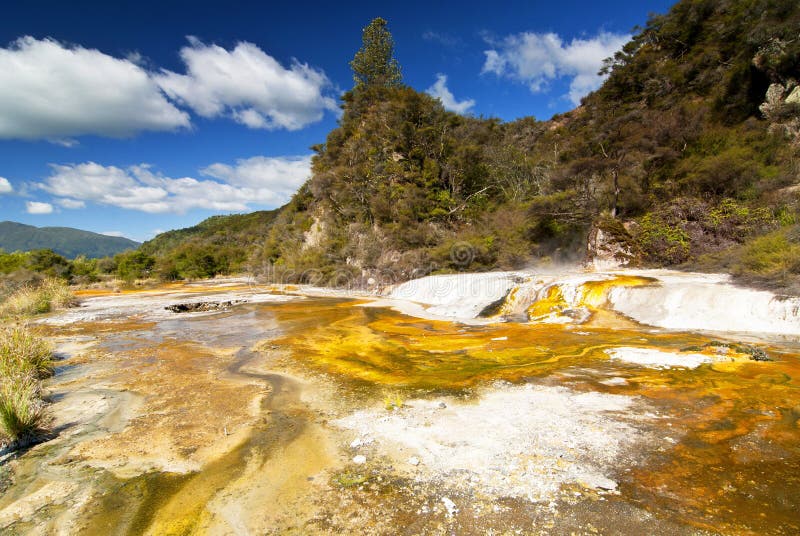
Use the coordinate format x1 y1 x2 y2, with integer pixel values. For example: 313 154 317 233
0 221 140 259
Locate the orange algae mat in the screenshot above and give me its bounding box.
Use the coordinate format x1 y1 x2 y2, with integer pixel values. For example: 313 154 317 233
262 297 800 533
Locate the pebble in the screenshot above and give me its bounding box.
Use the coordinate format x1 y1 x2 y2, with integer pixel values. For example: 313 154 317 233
441 497 458 517
578 474 618 491
352 455 366 464
408 456 420 466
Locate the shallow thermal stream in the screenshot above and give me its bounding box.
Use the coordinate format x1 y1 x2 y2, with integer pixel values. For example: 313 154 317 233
1 272 799 534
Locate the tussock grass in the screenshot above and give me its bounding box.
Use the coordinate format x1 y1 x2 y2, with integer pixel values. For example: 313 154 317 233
0 277 74 318
0 325 53 446
0 278 68 447
0 376 47 445
0 325 54 379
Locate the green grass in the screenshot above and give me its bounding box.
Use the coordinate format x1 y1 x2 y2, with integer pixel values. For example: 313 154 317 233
0 325 53 446
0 375 48 445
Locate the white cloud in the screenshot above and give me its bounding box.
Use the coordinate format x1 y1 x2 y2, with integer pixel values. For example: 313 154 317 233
0 36 190 141
200 155 311 196
482 31 630 105
26 201 53 214
426 74 475 114
100 231 125 237
0 177 12 194
37 156 312 214
156 37 337 131
56 198 86 209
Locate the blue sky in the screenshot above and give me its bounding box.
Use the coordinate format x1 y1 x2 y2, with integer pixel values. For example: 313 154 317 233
0 0 674 243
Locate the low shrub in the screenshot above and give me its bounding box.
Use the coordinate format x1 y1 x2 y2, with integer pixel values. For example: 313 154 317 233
635 212 691 265
734 230 800 275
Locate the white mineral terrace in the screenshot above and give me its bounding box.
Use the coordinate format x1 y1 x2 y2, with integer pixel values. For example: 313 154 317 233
382 269 800 337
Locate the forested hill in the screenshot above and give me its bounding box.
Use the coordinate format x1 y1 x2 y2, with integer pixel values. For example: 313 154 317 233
138 210 279 279
0 221 139 259
145 0 800 290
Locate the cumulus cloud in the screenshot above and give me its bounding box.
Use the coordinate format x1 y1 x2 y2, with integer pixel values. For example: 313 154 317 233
482 31 630 105
26 201 53 214
36 156 312 214
0 177 12 194
155 37 337 131
0 36 190 141
426 74 476 114
201 155 312 198
0 36 337 141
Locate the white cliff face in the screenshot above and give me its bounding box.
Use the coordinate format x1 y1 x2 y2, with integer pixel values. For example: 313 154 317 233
386 272 520 319
607 270 800 336
384 268 800 337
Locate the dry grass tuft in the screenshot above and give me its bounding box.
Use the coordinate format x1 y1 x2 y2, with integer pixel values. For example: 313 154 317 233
0 325 54 379
0 278 74 318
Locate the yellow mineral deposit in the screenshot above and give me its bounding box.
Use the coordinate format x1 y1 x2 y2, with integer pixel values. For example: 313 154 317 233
1 274 798 534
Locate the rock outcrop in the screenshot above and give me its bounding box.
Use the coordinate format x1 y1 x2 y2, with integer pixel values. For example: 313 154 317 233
585 217 639 271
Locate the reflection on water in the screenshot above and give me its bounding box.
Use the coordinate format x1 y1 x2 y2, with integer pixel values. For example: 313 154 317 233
2 281 798 534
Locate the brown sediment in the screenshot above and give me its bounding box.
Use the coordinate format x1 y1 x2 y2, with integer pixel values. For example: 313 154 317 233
69 341 263 477
622 357 800 534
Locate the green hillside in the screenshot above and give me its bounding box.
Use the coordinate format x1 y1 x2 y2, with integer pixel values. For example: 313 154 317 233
139 210 280 279
142 0 800 290
0 221 139 259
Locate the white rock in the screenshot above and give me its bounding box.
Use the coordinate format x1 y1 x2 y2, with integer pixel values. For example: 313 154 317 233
408 456 420 466
605 347 711 369
601 377 628 386
349 436 373 449
578 474 618 491
441 497 458 517
608 270 800 336
388 272 519 319
352 455 366 465
786 86 800 105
